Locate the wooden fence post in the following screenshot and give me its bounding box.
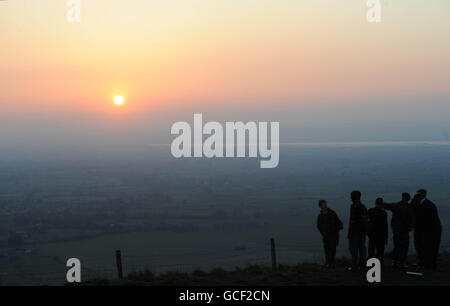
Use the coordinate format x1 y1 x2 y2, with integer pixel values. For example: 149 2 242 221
115 250 123 279
270 238 277 271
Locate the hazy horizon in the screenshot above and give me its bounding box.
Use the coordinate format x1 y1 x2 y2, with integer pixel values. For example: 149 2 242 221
1 1 450 148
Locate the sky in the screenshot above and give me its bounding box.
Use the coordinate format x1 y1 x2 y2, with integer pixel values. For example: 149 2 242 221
0 0 449 146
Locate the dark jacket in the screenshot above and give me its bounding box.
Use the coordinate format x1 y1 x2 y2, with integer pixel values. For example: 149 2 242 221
383 200 414 233
368 207 388 244
317 208 343 238
348 202 368 238
413 198 441 232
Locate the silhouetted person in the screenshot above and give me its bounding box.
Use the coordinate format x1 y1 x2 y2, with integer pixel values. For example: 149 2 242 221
317 200 343 268
413 189 441 269
411 194 424 266
347 190 368 271
383 193 414 269
368 198 388 264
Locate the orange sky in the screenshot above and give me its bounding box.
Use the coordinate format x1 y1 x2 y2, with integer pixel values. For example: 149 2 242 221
1 0 449 123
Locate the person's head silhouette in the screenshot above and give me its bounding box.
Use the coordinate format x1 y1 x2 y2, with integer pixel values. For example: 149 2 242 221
416 189 427 200
375 197 383 207
318 199 328 212
402 192 411 202
350 190 361 203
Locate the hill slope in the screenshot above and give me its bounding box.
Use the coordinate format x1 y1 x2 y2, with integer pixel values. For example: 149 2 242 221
84 252 450 286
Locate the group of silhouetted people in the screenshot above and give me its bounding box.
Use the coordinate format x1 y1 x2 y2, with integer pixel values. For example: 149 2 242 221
317 189 442 271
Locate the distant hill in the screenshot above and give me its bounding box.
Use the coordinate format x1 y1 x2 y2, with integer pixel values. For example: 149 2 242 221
81 252 450 286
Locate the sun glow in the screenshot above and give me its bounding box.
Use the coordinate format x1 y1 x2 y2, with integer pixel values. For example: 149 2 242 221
114 95 124 105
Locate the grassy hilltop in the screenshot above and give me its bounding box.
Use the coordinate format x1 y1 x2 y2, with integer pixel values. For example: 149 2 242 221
82 252 450 286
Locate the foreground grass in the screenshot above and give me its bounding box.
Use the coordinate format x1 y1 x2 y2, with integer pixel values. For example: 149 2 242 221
83 252 450 286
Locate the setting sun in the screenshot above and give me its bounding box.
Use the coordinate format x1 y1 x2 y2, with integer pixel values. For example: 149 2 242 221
114 95 124 105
